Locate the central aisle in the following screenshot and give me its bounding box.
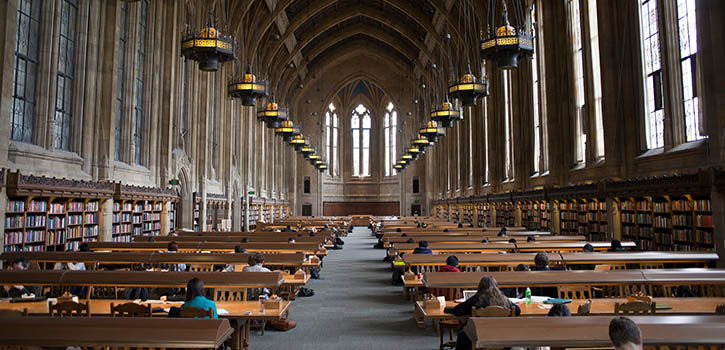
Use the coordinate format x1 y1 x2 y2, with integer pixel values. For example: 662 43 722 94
250 226 438 349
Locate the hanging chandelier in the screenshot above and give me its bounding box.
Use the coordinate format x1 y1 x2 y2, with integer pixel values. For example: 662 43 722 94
481 0 533 69
274 120 300 142
228 67 268 106
430 98 462 128
413 134 432 150
449 64 489 106
256 99 288 128
317 163 328 172
181 15 236 72
419 120 446 143
300 145 315 158
289 134 307 150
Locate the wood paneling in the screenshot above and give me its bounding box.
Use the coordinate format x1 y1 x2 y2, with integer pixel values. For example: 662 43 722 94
323 201 400 216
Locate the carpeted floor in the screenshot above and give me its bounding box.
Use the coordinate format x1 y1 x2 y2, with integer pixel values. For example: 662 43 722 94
249 226 440 349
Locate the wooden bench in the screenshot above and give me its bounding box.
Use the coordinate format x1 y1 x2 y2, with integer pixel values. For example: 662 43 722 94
0 316 233 349
463 315 725 348
87 242 327 256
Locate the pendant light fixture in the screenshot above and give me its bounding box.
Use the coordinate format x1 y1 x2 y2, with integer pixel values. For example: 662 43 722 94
481 0 533 69
430 98 462 128
274 120 300 142
181 14 236 72
256 98 288 128
420 120 446 143
228 67 268 106
449 64 488 106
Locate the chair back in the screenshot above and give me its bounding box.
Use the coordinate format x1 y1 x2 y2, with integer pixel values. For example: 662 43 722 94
639 263 664 270
49 301 90 317
214 288 247 302
178 306 213 318
471 305 516 317
558 286 593 300
715 304 725 315
577 299 592 316
232 264 248 272
189 264 213 272
609 263 627 270
110 302 152 317
0 309 27 317
594 265 611 271
614 300 656 315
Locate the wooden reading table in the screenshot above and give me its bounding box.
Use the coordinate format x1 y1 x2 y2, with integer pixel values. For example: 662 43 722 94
0 316 234 349
87 241 328 256
464 315 725 348
390 241 637 255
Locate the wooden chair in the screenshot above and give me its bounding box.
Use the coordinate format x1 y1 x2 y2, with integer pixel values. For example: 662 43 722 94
214 288 247 302
110 302 152 317
189 264 213 272
472 305 517 317
639 263 664 270
0 309 27 317
614 300 656 315
594 264 612 271
609 263 627 270
437 318 462 350
178 306 213 318
49 301 90 317
558 286 593 300
577 299 592 316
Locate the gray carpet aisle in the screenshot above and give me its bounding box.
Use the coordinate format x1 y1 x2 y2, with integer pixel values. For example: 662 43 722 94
249 226 439 349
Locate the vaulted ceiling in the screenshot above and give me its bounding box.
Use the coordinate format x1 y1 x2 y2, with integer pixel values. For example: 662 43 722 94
190 0 484 104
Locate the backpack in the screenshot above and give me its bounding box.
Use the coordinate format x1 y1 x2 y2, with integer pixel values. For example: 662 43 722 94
298 287 315 297
268 318 297 331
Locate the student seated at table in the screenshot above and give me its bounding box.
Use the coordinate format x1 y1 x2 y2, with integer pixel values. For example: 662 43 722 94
527 236 536 243
54 243 89 271
406 237 416 244
445 276 521 350
583 243 595 252
440 256 460 272
413 241 432 254
288 237 296 243
180 277 218 318
164 241 187 272
609 240 627 252
609 317 643 350
396 228 402 233
547 303 571 317
243 253 271 273
531 253 558 298
222 246 248 272
457 223 464 228
322 224 332 231
1 258 31 298
503 264 530 298
497 227 508 237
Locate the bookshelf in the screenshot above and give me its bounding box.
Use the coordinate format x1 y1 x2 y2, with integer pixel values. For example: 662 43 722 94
462 204 474 225
539 202 551 231
520 201 549 231
558 200 579 236
248 204 259 230
168 201 176 233
585 199 608 241
450 205 460 223
193 197 200 231
495 202 515 227
111 199 162 242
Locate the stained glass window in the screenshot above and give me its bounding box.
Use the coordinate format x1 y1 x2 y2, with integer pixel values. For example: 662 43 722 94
384 102 397 176
352 104 371 177
325 103 339 176
55 0 77 151
677 0 703 142
133 0 147 164
640 0 664 149
115 2 127 160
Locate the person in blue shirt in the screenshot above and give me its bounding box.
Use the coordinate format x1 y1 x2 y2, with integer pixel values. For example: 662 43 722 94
412 240 433 254
181 277 218 318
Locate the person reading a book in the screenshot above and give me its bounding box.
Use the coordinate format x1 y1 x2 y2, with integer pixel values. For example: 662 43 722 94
609 317 643 350
1 258 30 298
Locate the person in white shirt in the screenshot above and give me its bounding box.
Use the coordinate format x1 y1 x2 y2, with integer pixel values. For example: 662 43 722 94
609 317 644 350
243 253 271 298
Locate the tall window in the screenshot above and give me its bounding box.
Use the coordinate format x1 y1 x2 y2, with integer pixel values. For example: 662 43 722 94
351 104 371 177
588 0 605 159
531 4 541 174
11 0 42 144
114 2 127 161
640 0 664 149
677 0 703 142
569 0 586 164
210 73 218 173
503 71 514 181
133 0 147 164
181 61 190 148
384 102 397 176
468 108 473 187
55 0 77 151
325 103 339 176
482 61 490 184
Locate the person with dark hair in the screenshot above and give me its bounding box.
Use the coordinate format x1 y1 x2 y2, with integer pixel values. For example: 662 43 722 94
79 243 90 252
609 317 643 350
440 255 460 272
508 238 517 244
180 278 218 318
497 227 508 237
234 245 248 254
282 225 292 232
503 264 531 298
443 229 449 232
1 258 31 297
457 223 463 228
309 231 316 237
583 243 595 252
164 241 186 272
675 285 698 297
322 224 332 231
396 228 402 233
241 237 249 243
243 253 270 272
533 252 550 270
609 239 626 252
547 303 572 317
413 240 432 254
288 237 296 243
481 238 489 243
406 237 416 244
532 252 558 298
445 276 521 350
527 236 536 243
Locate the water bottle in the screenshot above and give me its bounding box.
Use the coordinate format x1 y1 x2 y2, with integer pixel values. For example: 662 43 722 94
259 295 267 313
525 287 532 304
